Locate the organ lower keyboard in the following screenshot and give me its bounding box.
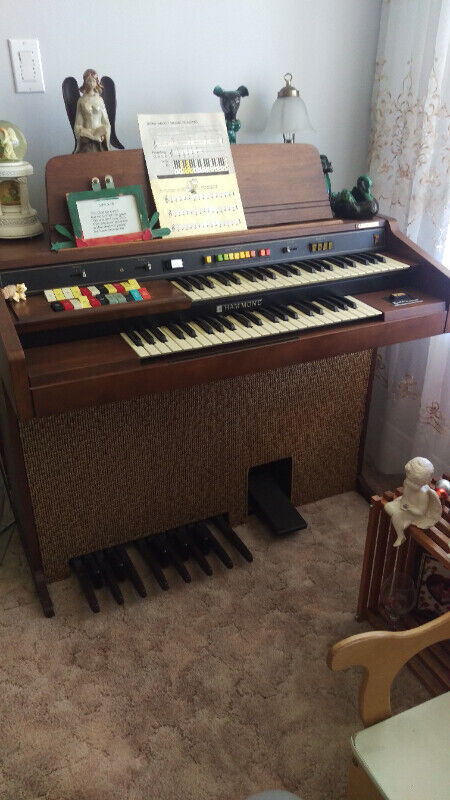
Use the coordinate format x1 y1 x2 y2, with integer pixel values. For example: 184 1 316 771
121 295 382 360
0 142 448 617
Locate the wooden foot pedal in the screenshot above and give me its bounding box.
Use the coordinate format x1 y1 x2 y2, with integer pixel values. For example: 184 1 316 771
248 470 307 536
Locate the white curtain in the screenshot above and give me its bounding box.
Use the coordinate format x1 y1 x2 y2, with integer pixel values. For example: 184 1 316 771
365 0 450 478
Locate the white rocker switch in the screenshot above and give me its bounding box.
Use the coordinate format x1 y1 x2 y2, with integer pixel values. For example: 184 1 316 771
9 39 45 93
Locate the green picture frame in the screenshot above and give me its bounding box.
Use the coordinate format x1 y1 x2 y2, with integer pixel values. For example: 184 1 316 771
66 184 152 247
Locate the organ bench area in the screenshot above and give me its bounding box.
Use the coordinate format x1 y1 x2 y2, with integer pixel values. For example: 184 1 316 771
0 144 449 616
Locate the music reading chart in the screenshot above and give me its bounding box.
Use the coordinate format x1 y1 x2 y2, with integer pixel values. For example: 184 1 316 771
138 113 247 237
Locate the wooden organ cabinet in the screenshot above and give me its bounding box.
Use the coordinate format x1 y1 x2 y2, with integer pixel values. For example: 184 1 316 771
0 144 448 615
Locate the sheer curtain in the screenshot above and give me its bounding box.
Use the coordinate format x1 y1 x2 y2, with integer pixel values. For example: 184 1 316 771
365 0 450 478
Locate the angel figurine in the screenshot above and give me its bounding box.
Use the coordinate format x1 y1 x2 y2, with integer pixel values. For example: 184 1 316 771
384 457 442 547
62 70 124 154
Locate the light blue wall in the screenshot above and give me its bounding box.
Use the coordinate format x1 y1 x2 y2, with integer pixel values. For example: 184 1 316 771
0 0 382 220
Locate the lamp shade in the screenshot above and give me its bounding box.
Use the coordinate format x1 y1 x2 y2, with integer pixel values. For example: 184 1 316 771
264 73 314 143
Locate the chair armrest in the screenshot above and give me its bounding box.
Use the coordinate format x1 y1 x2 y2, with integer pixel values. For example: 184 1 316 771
327 612 450 726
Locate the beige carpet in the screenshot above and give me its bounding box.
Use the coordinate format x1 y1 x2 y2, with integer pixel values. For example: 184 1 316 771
0 492 426 800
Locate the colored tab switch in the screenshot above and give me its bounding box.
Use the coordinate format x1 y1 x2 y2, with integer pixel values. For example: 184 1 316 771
80 286 92 296
89 297 101 307
259 249 266 256
139 288 151 300
61 299 74 310
130 289 142 301
204 255 212 264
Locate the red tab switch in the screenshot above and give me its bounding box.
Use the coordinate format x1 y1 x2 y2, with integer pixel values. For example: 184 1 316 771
61 300 74 310
89 297 101 307
139 288 151 300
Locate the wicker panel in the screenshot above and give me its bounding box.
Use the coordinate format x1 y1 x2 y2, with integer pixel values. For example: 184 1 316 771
20 350 372 581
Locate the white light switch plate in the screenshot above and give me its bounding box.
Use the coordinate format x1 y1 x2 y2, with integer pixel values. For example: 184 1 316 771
8 39 45 93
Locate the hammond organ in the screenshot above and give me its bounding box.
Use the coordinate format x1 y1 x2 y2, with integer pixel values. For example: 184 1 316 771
0 144 448 615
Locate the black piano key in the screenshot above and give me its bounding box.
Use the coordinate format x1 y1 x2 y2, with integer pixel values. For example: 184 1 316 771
94 551 124 605
140 329 155 345
247 268 266 281
323 295 348 311
351 255 371 266
259 308 280 323
220 316 236 331
206 316 225 333
372 253 386 262
213 514 253 562
241 311 263 326
175 277 193 290
237 269 257 283
195 522 233 569
326 257 348 268
284 305 298 319
297 262 316 274
316 297 339 312
135 538 169 590
231 312 252 328
167 323 185 340
361 253 378 264
315 259 333 271
214 273 231 286
187 276 206 290
149 326 167 343
148 534 171 568
259 267 277 279
83 552 103 588
274 264 292 277
269 305 289 321
116 546 147 597
70 557 100 612
292 301 313 317
178 321 197 338
194 318 214 335
198 275 215 288
343 296 357 308
128 330 143 346
227 272 241 285
340 256 358 266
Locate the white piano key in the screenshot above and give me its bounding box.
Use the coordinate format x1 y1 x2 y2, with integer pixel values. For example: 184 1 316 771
121 332 148 358
132 331 160 358
189 321 222 346
143 328 172 355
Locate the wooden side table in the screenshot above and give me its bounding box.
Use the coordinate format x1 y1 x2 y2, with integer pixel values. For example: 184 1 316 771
357 480 450 695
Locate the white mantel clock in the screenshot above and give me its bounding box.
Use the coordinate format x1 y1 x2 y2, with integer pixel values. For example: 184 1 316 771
0 120 43 239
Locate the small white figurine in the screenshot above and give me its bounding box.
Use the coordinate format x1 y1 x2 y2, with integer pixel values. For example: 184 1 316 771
2 283 27 302
0 126 20 161
385 457 442 547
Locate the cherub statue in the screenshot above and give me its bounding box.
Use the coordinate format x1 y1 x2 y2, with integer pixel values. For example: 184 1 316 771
0 127 20 161
385 457 442 547
62 71 124 154
213 85 249 144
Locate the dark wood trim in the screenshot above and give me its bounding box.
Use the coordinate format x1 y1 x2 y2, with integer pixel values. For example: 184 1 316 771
25 294 446 417
0 293 33 419
0 388 53 616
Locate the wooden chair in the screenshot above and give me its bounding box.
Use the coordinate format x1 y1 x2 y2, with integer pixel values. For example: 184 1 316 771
328 612 450 800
